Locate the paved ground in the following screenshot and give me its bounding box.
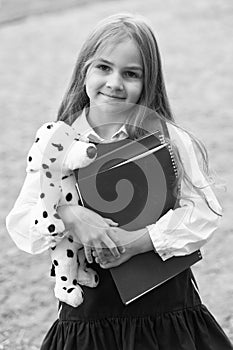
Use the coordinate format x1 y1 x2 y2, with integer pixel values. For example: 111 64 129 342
0 0 104 25
0 0 233 348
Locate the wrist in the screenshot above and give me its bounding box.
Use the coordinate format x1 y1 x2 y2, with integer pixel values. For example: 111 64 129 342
134 228 154 254
57 205 76 230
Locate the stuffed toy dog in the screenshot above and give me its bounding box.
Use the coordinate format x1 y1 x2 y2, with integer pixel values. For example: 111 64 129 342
26 121 99 307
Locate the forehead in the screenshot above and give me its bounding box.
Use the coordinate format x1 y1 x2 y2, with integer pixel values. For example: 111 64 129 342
94 39 143 67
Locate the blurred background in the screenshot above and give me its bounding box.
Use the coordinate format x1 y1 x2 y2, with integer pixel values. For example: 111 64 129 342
0 0 233 348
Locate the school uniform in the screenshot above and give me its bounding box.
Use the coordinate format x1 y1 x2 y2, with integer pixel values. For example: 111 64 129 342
6 110 233 349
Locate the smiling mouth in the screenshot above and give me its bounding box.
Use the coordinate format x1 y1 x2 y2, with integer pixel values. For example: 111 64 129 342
99 92 126 100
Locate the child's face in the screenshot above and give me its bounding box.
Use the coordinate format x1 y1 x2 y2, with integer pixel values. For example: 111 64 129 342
85 39 143 118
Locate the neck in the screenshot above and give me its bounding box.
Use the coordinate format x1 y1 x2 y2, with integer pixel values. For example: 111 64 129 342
87 106 126 139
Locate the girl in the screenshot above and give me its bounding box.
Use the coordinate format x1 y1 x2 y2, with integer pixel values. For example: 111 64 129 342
6 13 233 350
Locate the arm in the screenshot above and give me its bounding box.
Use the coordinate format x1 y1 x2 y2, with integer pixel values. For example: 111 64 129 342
6 123 121 256
146 124 222 260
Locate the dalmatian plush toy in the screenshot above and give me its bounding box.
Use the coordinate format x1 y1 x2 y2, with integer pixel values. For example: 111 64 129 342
26 121 100 307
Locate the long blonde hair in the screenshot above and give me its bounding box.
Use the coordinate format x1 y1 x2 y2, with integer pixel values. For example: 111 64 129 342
57 13 220 215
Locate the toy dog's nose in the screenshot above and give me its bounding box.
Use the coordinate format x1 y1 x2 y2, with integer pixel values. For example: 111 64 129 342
86 146 97 159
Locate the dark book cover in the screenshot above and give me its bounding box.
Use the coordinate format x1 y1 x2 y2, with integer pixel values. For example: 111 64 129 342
74 132 202 304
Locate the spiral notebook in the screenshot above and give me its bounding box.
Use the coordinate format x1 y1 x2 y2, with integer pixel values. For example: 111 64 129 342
74 132 202 304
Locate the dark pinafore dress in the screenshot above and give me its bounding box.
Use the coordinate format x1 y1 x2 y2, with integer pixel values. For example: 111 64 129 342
40 124 233 350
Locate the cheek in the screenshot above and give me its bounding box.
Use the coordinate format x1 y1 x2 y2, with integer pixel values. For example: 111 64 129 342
85 73 103 98
129 82 143 102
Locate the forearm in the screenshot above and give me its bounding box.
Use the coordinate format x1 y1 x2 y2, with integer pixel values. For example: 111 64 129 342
131 228 154 255
57 204 110 234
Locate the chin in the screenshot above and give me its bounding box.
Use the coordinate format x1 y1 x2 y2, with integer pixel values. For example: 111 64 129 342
101 103 133 114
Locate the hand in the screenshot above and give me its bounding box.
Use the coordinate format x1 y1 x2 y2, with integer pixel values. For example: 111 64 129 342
92 227 150 268
92 246 133 268
57 205 123 263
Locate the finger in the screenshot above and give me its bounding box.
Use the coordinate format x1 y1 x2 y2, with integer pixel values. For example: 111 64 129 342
103 235 121 258
92 248 111 258
95 256 108 265
100 257 123 269
103 218 119 226
84 245 93 264
118 245 126 254
94 247 107 262
92 250 98 258
100 261 114 269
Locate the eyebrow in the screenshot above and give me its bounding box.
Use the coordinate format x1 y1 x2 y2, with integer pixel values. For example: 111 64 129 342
95 58 143 71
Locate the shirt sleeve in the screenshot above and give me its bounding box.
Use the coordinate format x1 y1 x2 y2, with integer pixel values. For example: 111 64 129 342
6 171 53 254
146 124 222 261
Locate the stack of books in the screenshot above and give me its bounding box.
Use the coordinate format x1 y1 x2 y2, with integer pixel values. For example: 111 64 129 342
74 131 202 304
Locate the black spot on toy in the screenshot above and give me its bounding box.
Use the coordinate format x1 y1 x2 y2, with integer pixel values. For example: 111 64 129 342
50 264 56 277
66 193 73 202
42 164 49 169
48 224 55 233
51 143 63 151
54 213 60 219
46 171 52 178
67 249 74 258
68 236 74 243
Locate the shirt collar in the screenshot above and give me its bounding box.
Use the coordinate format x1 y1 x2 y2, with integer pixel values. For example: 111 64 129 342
72 108 128 143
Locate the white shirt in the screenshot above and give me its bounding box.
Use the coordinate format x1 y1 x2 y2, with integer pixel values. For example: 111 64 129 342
5 110 222 260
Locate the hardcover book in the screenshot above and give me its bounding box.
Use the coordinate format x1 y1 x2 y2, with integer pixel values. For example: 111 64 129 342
74 131 202 304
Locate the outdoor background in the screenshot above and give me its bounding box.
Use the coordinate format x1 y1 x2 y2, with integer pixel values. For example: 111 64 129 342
0 0 232 348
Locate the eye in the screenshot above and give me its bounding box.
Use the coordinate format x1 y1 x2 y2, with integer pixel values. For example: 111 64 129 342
95 64 111 72
124 71 141 79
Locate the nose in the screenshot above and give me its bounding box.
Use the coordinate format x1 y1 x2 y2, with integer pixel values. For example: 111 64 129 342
86 146 97 159
106 72 123 91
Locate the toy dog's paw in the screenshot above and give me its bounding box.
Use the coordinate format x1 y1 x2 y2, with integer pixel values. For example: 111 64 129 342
77 268 99 288
54 283 84 308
